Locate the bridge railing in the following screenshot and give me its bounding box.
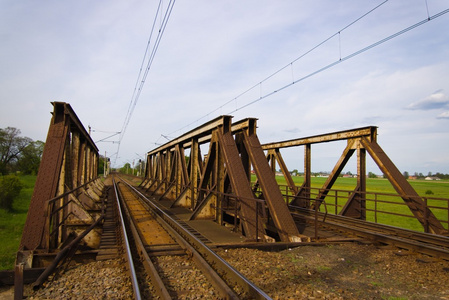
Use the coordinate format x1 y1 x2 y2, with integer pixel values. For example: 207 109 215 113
17 102 104 266
45 178 105 249
266 183 449 233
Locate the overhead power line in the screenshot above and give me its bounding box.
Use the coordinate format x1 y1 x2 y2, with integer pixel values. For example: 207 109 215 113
95 132 121 143
164 2 448 139
164 0 389 136
228 7 449 115
114 0 176 166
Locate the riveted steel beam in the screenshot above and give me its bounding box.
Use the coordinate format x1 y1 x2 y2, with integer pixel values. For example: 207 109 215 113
242 120 303 242
262 126 377 150
20 102 101 251
144 116 306 242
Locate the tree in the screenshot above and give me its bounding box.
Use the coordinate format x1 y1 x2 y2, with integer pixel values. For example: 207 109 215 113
0 175 23 211
368 172 377 178
98 155 111 176
0 127 32 175
120 163 132 174
15 140 44 175
403 171 409 179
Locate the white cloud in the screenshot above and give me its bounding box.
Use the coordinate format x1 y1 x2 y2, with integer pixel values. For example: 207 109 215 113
406 90 449 110
437 111 449 119
1 0 449 173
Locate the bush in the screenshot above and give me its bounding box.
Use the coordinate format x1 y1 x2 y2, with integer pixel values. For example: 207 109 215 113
425 189 434 195
0 175 23 211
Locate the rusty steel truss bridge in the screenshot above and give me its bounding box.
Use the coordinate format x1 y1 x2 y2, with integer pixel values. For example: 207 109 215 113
7 102 449 298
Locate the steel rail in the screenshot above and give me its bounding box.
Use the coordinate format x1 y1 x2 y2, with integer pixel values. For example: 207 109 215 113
117 177 242 299
113 177 172 299
292 205 449 247
290 206 449 260
112 178 142 300
120 177 272 299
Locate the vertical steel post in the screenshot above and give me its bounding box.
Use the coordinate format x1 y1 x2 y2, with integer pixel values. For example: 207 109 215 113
14 263 24 300
304 144 311 206
190 138 199 209
357 144 366 220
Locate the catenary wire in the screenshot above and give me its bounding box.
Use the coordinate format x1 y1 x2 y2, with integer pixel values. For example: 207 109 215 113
163 4 448 139
226 8 449 115
164 0 389 137
114 0 176 166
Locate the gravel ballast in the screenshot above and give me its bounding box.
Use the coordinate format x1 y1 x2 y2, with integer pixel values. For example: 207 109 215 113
9 242 449 299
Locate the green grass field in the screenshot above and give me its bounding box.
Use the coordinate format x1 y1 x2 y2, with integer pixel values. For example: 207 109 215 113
0 175 36 270
269 175 449 232
0 174 447 270
271 175 449 198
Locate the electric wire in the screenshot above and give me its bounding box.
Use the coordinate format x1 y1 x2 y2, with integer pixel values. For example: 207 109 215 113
163 2 448 140
114 0 176 166
91 129 120 134
227 8 449 115
164 0 389 137
95 132 121 143
121 0 164 138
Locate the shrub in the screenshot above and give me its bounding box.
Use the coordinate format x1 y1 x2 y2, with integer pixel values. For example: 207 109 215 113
0 175 23 211
425 189 434 195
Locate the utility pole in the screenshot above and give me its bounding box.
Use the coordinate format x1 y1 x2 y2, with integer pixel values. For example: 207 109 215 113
104 151 107 178
139 159 142 177
143 154 147 178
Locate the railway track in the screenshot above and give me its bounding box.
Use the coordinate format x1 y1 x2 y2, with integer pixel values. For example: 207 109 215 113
112 176 271 299
290 205 449 260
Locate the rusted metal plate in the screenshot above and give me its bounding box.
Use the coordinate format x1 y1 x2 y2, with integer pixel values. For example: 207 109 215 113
243 129 302 242
20 102 100 251
217 128 266 240
20 105 69 250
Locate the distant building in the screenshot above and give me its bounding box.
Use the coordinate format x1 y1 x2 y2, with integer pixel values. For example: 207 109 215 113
425 176 441 181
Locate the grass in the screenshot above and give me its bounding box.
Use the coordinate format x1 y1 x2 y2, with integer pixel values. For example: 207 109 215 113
0 175 36 270
269 175 449 232
271 175 449 198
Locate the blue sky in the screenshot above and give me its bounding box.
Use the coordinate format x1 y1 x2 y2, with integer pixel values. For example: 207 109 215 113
1 0 448 174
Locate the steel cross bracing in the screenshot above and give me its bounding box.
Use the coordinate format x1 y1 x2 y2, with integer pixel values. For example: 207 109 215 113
261 126 448 236
142 120 448 239
18 102 105 265
140 116 305 242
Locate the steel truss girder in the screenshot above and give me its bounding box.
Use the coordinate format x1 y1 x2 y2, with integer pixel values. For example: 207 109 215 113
144 116 302 242
360 137 446 234
262 126 447 235
20 102 101 252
